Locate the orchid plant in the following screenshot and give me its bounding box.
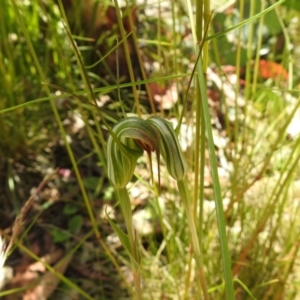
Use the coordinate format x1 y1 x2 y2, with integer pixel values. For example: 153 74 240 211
107 116 209 300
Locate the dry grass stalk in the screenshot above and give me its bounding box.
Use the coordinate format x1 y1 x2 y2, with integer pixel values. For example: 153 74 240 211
2 169 58 261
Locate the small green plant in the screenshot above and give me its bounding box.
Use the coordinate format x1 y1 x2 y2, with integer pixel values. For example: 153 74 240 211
107 116 209 299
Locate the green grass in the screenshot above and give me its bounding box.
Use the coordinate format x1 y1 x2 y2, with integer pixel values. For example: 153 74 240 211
1 0 300 299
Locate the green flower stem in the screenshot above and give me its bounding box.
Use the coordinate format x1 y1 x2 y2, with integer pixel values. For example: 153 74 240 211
177 179 209 300
116 187 141 300
147 116 209 298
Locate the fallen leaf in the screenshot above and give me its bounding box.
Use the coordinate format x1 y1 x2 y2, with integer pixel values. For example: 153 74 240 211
258 59 289 81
